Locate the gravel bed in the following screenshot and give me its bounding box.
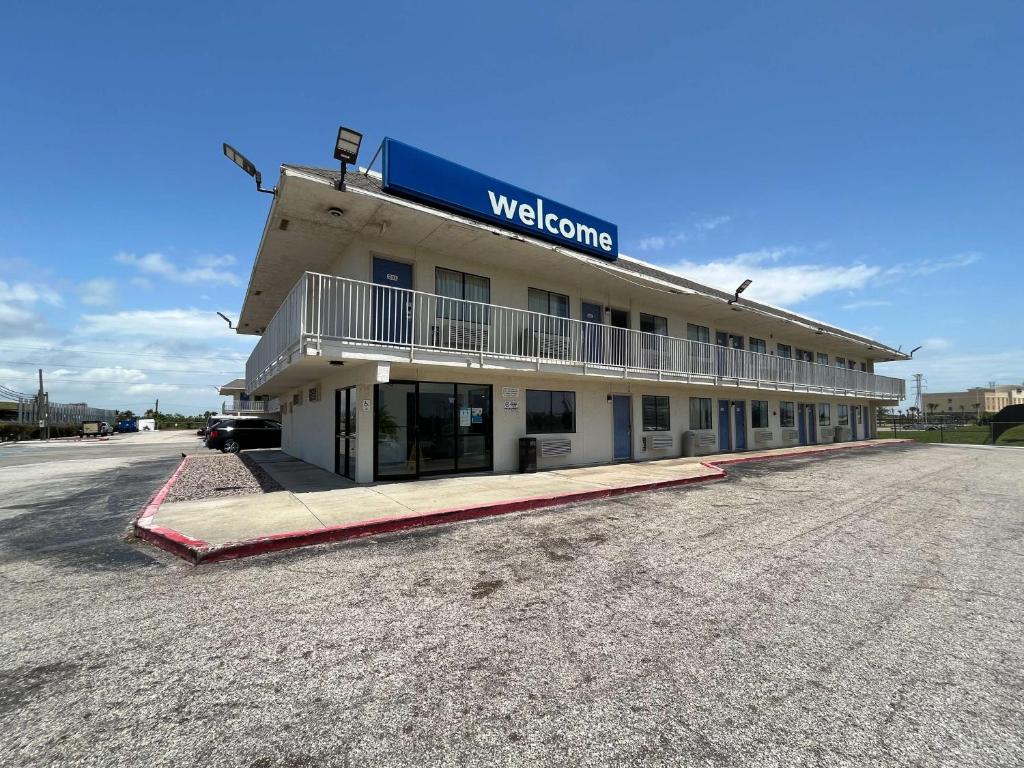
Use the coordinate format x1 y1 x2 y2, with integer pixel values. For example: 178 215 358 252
164 452 283 502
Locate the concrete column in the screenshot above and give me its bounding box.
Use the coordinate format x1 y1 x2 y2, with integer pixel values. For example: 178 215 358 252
355 384 376 483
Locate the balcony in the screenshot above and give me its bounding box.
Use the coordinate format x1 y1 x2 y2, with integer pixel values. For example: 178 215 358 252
246 272 905 401
222 397 280 415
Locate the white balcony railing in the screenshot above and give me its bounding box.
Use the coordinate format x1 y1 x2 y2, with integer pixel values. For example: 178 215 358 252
246 272 905 401
222 397 279 414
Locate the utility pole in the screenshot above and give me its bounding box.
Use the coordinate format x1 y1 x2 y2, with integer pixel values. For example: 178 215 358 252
154 398 159 430
911 373 924 419
37 369 47 441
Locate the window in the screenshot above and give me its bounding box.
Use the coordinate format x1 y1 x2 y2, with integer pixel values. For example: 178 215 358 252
752 400 769 428
436 268 490 321
836 356 846 368
860 362 867 372
777 343 792 359
795 348 813 362
687 323 710 344
838 405 849 425
847 360 856 370
525 390 575 433
818 403 831 426
780 401 795 427
640 313 668 336
816 352 829 366
528 287 569 318
749 338 767 354
642 395 670 431
689 397 712 430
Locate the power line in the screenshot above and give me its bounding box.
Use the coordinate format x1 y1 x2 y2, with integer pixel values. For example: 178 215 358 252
1 375 226 388
0 360 241 376
0 343 251 362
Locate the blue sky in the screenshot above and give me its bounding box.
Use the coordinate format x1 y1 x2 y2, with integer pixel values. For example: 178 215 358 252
1 2 1021 413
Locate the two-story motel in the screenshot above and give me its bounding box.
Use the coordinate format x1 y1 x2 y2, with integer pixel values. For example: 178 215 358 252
235 138 907 483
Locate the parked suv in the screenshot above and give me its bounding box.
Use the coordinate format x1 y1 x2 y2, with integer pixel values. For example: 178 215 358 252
205 418 282 453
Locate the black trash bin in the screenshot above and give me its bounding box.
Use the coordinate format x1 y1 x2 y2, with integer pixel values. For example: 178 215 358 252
518 437 537 473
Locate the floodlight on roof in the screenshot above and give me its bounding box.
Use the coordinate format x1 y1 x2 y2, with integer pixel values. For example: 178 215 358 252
333 126 363 190
728 278 753 306
222 143 276 195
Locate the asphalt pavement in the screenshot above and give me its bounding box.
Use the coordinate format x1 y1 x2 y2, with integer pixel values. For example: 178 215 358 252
1 439 1022 767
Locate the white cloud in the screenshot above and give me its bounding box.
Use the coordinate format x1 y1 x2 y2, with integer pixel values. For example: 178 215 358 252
663 247 880 305
76 307 253 342
842 299 892 310
0 280 61 333
638 215 731 251
130 276 153 290
78 278 117 306
114 251 241 286
922 336 951 351
883 252 981 279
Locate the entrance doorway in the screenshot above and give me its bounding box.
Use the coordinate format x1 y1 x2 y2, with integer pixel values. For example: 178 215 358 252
582 301 604 363
334 387 357 480
797 403 818 445
718 399 731 451
374 381 493 480
612 395 632 460
608 308 629 367
733 400 747 451
371 256 413 344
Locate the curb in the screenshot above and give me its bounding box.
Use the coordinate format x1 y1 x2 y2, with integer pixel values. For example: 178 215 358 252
135 439 914 565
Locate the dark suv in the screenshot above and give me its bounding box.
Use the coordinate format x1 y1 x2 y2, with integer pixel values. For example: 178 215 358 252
205 418 282 453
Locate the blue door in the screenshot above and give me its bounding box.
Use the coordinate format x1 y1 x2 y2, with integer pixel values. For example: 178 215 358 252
612 395 632 460
733 400 747 451
582 301 603 363
797 404 808 445
851 407 859 440
372 257 413 343
718 399 731 452
808 405 818 443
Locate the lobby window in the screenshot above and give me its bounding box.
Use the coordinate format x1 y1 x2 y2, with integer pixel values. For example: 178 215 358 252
642 395 670 431
525 390 575 434
689 397 712 430
838 405 849 425
749 338 767 354
640 313 668 336
777 343 792 359
436 268 490 321
818 403 831 426
780 401 795 427
752 400 769 429
816 352 829 366
687 323 710 344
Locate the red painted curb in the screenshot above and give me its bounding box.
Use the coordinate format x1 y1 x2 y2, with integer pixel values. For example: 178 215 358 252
137 440 912 565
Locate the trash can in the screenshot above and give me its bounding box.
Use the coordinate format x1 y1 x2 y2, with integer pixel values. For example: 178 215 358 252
681 430 696 458
518 437 537 473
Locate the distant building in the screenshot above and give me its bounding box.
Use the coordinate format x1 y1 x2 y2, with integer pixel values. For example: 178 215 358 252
218 378 280 418
922 385 1024 417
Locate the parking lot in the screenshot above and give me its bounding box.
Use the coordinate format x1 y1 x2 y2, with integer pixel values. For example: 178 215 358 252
1 440 1022 767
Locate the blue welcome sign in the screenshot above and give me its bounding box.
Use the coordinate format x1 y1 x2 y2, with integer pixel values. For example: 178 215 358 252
381 138 618 261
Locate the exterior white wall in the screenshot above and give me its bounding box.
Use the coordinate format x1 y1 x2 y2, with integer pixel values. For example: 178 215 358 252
280 359 874 477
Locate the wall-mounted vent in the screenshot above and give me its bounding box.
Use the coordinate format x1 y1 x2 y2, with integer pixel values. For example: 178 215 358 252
308 387 320 403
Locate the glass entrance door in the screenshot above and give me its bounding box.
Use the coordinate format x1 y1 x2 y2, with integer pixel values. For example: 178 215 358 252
375 382 492 480
334 387 358 480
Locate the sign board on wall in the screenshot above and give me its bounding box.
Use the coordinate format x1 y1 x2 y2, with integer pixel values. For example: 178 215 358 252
501 386 520 398
503 400 519 411
381 139 618 261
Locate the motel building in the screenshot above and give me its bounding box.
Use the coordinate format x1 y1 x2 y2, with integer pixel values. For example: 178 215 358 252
232 136 908 483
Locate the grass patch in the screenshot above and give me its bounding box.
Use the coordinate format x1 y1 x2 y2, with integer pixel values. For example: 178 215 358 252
996 424 1024 446
892 427 990 445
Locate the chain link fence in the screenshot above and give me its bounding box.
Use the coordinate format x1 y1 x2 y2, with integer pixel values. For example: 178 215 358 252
880 413 1024 446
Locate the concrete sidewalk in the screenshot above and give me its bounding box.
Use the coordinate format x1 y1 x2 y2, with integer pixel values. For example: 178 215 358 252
136 439 911 563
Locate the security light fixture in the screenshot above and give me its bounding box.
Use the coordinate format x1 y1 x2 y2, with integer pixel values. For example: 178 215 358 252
333 126 363 190
216 312 235 330
728 278 753 306
910 345 923 358
327 207 344 217
222 143 276 195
